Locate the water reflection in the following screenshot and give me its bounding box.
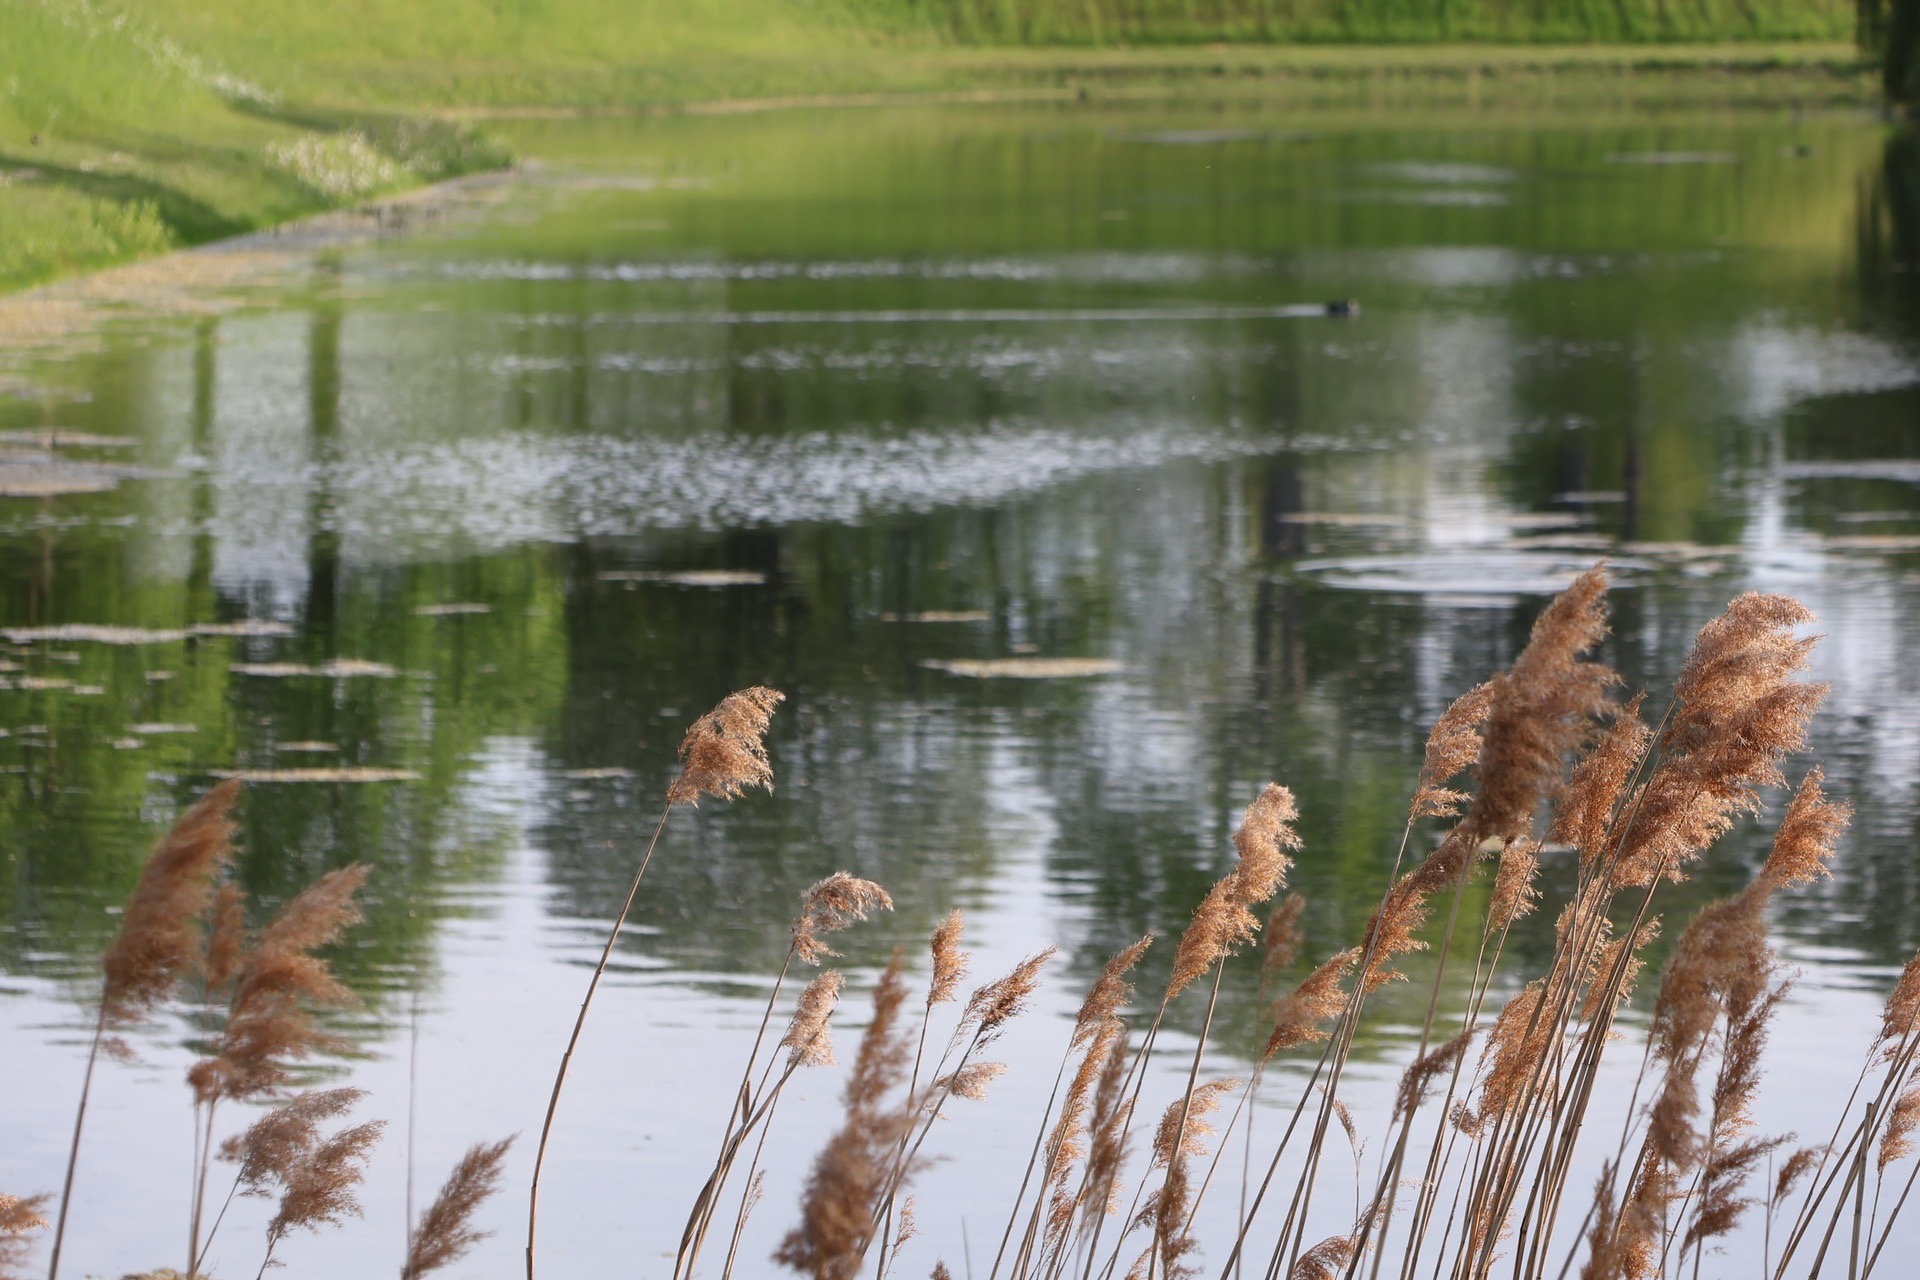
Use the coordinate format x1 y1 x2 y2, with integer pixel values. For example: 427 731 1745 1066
3 100 1920 1273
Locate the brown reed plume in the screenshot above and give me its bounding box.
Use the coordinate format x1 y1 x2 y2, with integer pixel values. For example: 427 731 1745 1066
46 780 242 1280
530 686 784 1280
991 937 1149 1280
0 1194 48 1280
777 953 917 1280
667 686 785 806
254 1115 384 1279
681 874 890 1280
404 1136 516 1279
187 864 370 1274
1137 1079 1237 1280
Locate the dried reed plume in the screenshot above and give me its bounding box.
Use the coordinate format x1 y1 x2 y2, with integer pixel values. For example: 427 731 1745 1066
259 1117 384 1276
50 780 242 1280
0 1194 48 1280
936 1061 1008 1102
101 779 243 1026
1610 594 1825 887
532 688 785 1280
667 686 785 806
794 873 896 964
225 1087 367 1195
1081 1025 1136 1235
1167 785 1299 1001
784 971 846 1068
404 1136 515 1279
1394 1029 1473 1122
777 955 917 1280
1288 1233 1355 1280
1551 694 1650 868
1145 1080 1237 1280
190 864 371 1105
964 949 1057 1044
927 911 969 1007
1486 839 1541 935
1076 935 1152 1044
1882 952 1920 1047
1261 894 1307 989
1411 680 1496 820
1265 948 1359 1060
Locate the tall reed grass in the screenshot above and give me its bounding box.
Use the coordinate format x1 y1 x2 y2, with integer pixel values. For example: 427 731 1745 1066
8 566 1920 1280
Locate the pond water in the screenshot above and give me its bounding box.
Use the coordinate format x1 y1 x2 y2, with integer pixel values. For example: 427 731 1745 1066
2 98 1919 1278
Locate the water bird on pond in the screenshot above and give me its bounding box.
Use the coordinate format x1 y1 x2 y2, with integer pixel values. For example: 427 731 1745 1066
1325 298 1360 317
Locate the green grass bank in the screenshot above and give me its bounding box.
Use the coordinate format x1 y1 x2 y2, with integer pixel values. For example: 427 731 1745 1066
0 0 1879 296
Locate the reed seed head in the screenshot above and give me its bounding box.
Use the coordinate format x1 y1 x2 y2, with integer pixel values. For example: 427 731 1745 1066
1168 784 1300 1001
0 1193 49 1280
189 864 370 1105
1073 934 1151 1046
1260 893 1307 987
1288 1235 1355 1280
935 1061 1007 1102
223 1087 367 1195
264 1118 384 1251
1412 679 1496 820
666 686 784 807
1264 947 1358 1060
783 970 844 1068
101 779 242 1025
963 948 1056 1043
1150 1078 1237 1167
793 872 894 965
927 909 968 1007
403 1136 515 1279
1552 694 1650 869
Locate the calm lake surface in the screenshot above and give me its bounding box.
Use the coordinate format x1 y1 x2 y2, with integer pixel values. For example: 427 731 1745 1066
3 97 1920 1277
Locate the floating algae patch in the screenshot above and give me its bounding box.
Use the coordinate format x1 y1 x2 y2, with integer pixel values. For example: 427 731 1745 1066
0 462 121 498
2 624 187 644
413 603 493 616
1822 535 1920 551
232 659 400 678
1273 512 1408 527
212 767 422 783
598 570 767 587
188 620 295 637
0 431 138 450
882 610 992 623
922 657 1123 678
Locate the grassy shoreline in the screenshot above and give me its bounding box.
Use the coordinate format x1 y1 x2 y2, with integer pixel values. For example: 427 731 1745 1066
0 23 1878 299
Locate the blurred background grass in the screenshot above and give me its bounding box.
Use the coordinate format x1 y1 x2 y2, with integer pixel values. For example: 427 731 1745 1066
0 0 1884 293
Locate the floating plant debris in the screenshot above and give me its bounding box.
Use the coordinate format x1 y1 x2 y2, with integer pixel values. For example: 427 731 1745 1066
188 620 296 637
128 723 196 735
3 625 186 644
232 659 401 678
413 603 494 616
276 741 338 753
0 620 288 644
213 767 422 783
881 610 992 623
0 430 138 450
0 462 120 498
597 570 767 587
921 657 1123 679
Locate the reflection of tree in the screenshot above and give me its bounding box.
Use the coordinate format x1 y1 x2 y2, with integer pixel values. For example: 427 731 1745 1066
1860 128 1920 332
